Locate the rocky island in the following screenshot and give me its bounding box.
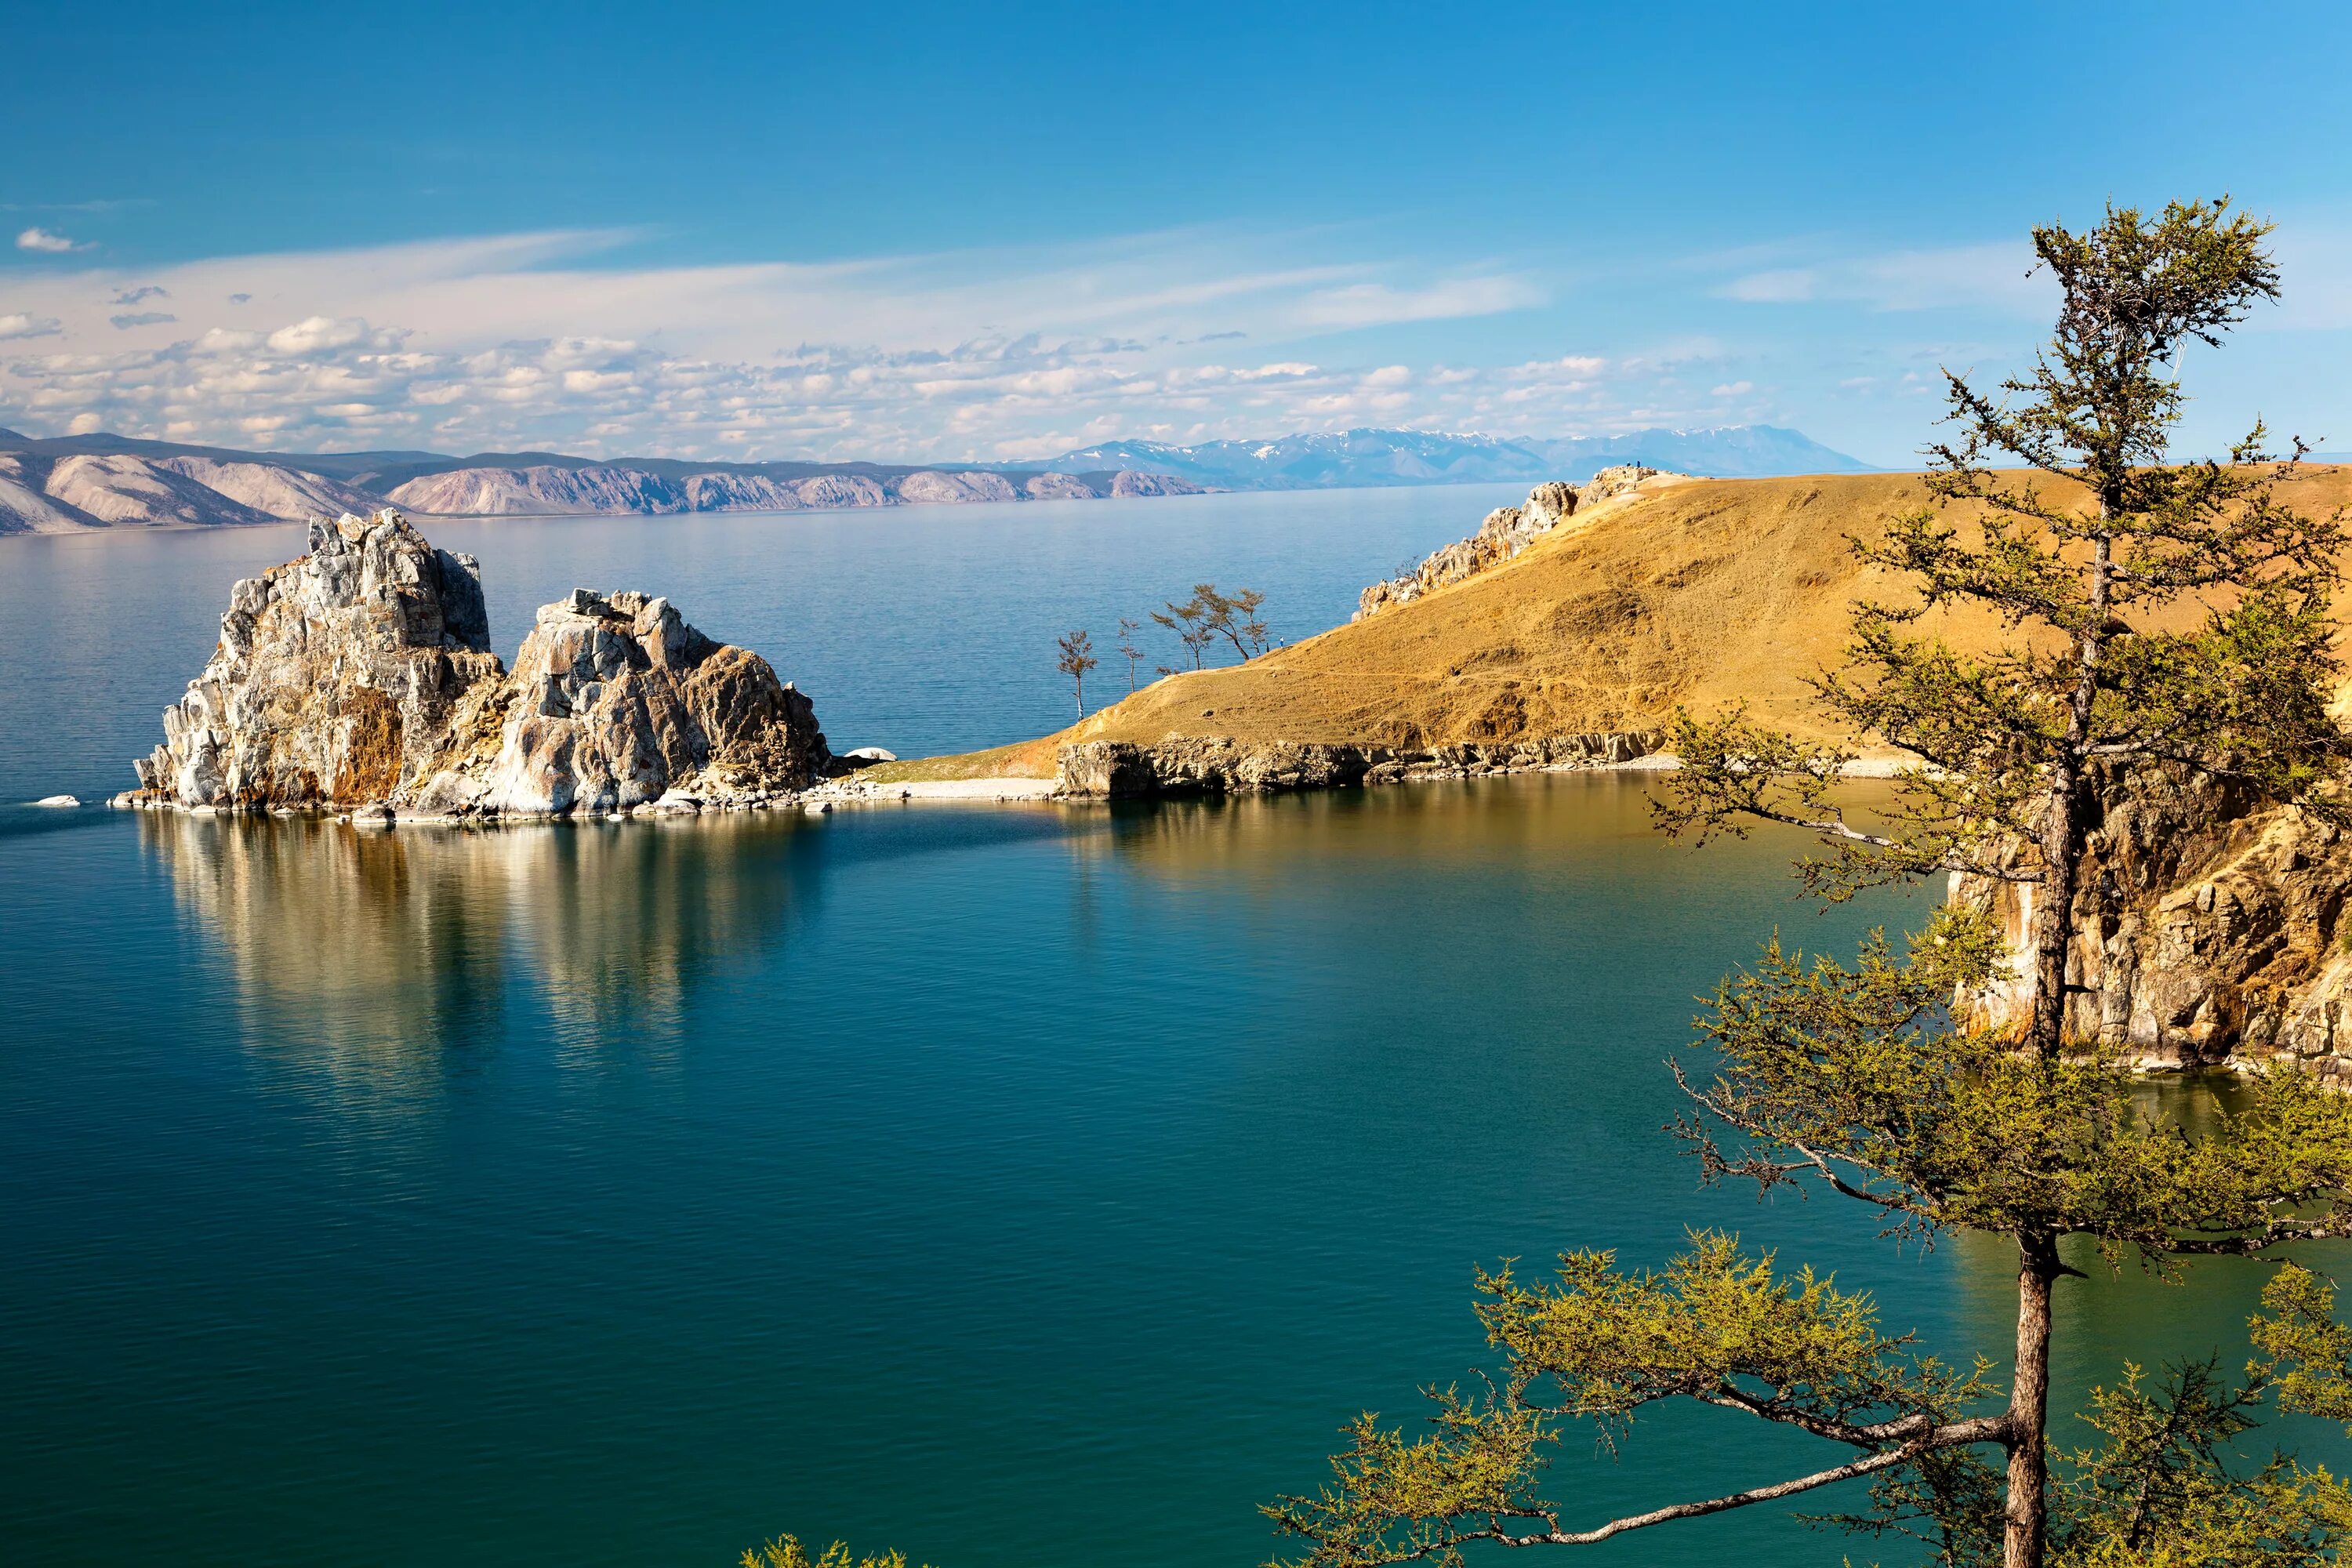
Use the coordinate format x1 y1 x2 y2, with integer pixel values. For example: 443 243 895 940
126 509 829 820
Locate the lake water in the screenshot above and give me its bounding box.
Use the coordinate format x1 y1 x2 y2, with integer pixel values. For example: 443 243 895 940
2 492 2340 1566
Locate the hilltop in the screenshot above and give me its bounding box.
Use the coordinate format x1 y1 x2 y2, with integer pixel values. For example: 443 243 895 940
886 465 2352 786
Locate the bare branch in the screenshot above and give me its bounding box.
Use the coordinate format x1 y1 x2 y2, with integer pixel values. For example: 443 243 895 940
1485 1417 2010 1548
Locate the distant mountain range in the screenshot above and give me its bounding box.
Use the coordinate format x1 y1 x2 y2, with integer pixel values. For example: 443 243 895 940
1044 426 1876 489
0 423 1874 535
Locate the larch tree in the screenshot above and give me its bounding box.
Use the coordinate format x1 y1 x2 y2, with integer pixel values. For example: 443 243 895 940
1154 593 1216 670
1196 583 1272 660
1117 615 1145 691
1266 200 2352 1568
1055 628 1098 717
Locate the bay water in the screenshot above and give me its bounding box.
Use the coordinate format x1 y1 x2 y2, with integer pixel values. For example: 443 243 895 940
2 490 2339 1565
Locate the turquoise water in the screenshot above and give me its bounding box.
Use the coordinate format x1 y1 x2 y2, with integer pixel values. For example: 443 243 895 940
2 493 2341 1566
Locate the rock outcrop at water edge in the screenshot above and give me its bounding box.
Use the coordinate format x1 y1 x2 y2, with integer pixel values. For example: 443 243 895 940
1952 762 2352 1074
1055 732 1659 797
407 588 829 816
134 510 502 807
129 509 829 819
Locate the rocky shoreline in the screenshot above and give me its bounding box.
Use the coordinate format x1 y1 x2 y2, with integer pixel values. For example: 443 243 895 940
1054 732 1662 797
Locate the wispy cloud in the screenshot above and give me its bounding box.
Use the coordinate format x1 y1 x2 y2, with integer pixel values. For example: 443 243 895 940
16 227 93 255
1717 241 2050 315
0 313 64 341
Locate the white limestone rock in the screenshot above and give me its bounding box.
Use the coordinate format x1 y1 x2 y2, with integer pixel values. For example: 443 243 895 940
134 510 499 808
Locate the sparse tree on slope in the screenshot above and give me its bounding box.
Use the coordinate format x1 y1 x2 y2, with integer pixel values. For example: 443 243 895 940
1056 628 1098 717
1116 615 1144 691
1153 593 1216 670
1196 583 1272 660
1266 200 2352 1568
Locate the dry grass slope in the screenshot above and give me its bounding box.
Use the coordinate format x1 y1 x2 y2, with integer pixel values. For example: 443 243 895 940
928 468 2352 779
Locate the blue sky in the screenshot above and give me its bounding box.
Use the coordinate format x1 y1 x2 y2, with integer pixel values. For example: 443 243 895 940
5 0 2350 466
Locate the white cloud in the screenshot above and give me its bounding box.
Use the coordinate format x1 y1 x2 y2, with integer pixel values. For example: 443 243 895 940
0 313 63 341
16 227 91 254
0 227 1729 458
265 315 377 354
1710 380 1754 397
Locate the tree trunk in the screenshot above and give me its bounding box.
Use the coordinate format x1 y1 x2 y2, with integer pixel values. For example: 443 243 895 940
2029 530 2111 1060
2028 763 2079 1057
2004 1229 2060 1568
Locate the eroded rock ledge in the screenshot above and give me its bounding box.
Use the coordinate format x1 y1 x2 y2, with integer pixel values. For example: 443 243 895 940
1955 762 2352 1073
126 510 829 822
1352 466 1676 621
1055 733 1661 797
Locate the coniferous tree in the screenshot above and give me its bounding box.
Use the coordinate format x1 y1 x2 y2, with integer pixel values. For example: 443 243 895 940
1268 201 2352 1568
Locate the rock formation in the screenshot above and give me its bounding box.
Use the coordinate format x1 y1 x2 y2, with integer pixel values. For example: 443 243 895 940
1352 468 1677 621
129 509 829 821
408 588 828 816
1057 733 1658 797
134 510 500 808
1954 763 2352 1073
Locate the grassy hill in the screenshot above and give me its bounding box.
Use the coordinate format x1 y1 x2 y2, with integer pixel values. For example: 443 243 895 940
886 466 2352 782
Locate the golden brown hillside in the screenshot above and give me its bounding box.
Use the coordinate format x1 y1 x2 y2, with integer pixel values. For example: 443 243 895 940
888 466 2352 781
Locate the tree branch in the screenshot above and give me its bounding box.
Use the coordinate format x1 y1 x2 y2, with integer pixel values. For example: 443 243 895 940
1483 1417 2011 1548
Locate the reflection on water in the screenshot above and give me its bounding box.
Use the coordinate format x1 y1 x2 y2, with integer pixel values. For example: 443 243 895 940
140 810 816 1100
5 776 2339 1568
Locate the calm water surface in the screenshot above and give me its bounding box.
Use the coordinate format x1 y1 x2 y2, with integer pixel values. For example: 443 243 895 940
2 493 2340 1566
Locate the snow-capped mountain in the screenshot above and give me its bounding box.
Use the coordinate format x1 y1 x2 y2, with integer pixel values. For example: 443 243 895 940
1039 425 1874 489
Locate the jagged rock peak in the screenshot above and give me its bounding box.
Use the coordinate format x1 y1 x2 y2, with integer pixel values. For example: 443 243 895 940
129 509 829 820
133 510 499 808
408 586 829 817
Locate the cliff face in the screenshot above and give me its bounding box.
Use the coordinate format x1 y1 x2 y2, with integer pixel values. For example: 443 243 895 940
1954 765 2352 1073
131 510 827 819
